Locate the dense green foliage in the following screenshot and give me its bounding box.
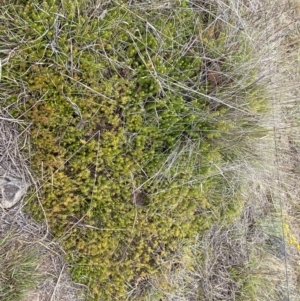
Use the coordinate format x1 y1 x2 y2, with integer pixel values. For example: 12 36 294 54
1 0 268 300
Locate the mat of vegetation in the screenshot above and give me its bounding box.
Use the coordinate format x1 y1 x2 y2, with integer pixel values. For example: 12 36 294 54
1 0 269 300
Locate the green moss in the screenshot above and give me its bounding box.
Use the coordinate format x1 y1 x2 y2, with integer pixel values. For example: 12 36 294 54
1 0 269 300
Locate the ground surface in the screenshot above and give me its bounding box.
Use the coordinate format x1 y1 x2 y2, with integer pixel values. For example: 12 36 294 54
1 0 300 300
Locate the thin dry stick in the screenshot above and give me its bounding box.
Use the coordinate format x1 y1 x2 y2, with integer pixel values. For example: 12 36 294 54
50 264 65 301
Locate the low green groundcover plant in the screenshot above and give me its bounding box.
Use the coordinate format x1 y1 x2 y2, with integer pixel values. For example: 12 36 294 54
1 0 268 300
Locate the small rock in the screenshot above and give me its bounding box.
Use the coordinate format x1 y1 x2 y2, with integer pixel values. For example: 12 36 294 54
0 176 28 209
3 184 20 200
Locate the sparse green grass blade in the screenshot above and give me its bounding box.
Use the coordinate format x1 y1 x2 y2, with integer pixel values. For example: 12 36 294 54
0 232 42 301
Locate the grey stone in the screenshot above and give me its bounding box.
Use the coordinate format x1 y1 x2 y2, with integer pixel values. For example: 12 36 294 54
0 175 28 209
3 184 20 200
